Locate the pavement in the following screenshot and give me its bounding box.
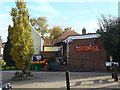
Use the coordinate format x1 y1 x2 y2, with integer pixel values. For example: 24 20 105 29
1 71 120 89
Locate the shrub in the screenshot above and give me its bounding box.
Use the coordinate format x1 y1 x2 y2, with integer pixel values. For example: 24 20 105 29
0 59 6 67
26 70 32 76
14 70 32 77
15 71 20 77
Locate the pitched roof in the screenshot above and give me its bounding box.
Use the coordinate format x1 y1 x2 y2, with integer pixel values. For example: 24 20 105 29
57 30 79 39
44 39 62 46
63 34 100 43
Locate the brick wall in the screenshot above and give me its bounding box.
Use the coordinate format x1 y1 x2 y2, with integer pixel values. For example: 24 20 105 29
68 38 107 71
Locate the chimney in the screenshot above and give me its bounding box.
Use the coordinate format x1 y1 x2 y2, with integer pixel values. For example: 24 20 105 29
82 27 86 35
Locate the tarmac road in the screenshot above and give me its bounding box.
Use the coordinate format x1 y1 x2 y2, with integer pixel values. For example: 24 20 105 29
1 71 120 88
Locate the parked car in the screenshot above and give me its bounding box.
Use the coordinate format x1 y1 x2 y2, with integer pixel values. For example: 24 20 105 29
0 81 12 90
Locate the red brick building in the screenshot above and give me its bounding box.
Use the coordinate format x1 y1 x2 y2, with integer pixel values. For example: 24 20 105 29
42 30 80 58
66 36 107 71
55 28 109 71
40 28 109 71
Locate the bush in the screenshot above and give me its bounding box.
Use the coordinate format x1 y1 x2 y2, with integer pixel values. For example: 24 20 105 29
0 59 6 67
26 70 33 76
14 70 32 77
15 71 20 77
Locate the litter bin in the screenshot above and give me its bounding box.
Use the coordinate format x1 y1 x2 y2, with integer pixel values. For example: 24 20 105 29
35 64 41 72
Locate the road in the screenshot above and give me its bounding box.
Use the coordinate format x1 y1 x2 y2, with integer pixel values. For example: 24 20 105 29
1 71 120 88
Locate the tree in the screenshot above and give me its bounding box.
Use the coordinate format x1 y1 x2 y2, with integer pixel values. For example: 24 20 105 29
30 17 37 26
97 15 120 62
3 25 15 66
49 26 63 39
64 27 72 31
63 27 74 33
45 36 50 39
10 0 34 73
30 17 48 38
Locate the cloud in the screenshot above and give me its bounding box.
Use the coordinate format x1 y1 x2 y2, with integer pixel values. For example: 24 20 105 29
0 23 8 42
0 13 12 42
47 19 71 31
72 10 90 15
28 2 59 17
48 0 118 2
0 0 119 2
0 3 13 42
47 18 99 34
71 21 99 34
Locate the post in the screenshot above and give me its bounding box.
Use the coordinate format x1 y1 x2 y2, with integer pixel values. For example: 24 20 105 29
114 64 118 81
66 71 70 90
111 63 114 78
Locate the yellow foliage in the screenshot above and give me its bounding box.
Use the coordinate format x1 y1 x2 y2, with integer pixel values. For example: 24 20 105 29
50 26 62 39
0 59 6 67
10 0 34 70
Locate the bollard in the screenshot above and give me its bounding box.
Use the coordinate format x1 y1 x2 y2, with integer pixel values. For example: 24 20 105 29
111 63 115 78
66 71 70 90
114 64 118 81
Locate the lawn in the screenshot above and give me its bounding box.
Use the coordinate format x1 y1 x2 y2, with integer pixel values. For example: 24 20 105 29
1 66 15 70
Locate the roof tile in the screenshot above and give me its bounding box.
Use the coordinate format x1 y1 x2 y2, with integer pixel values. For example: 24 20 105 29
57 30 79 39
44 39 62 46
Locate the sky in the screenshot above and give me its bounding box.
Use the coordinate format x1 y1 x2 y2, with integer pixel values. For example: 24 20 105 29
0 0 119 42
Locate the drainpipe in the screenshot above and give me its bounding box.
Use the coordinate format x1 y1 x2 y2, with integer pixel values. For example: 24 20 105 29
62 45 63 56
40 37 41 54
67 39 69 65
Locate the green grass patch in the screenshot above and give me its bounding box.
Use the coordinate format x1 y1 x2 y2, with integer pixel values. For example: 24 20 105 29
2 66 15 70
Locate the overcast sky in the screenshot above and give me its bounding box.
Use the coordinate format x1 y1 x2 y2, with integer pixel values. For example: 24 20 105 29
0 0 119 42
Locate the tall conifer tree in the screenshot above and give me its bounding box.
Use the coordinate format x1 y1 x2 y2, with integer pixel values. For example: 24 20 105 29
3 25 15 66
10 0 34 72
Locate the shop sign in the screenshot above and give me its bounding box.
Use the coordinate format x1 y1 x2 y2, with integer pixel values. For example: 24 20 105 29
75 45 99 51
